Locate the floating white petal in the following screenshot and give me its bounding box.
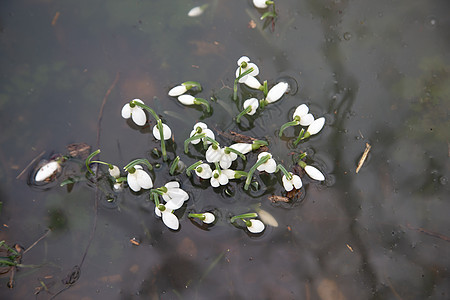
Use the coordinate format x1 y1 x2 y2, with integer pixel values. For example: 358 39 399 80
109 165 120 178
253 0 269 9
152 123 172 140
35 161 61 182
247 219 265 233
282 173 303 191
229 143 253 154
244 76 262 89
305 165 325 181
299 113 314 126
188 6 204 17
162 211 179 230
266 82 289 103
168 85 188 96
307 117 325 135
177 94 196 105
202 212 215 224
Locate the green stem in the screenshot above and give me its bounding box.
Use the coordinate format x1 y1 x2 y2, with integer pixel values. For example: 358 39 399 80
252 139 268 150
184 133 206 153
131 100 160 122
233 67 255 101
194 98 211 112
244 154 270 190
293 128 305 146
279 120 299 137
169 156 180 175
224 147 246 161
185 160 203 177
157 119 168 161
188 213 206 220
85 149 101 175
231 212 258 223
275 164 292 180
182 81 202 92
236 106 253 123
124 158 153 171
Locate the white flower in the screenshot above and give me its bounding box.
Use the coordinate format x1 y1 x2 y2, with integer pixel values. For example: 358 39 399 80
282 172 303 191
161 181 189 210
108 165 120 178
220 150 237 169
236 56 259 83
247 219 265 233
210 170 229 187
35 161 61 182
304 165 325 181
266 82 289 103
113 182 124 191
202 212 215 224
243 98 259 115
206 145 224 163
229 143 253 155
293 104 314 126
189 122 215 145
195 163 213 179
121 99 147 126
253 0 269 9
177 94 196 105
152 123 172 140
188 6 205 17
306 117 325 136
256 152 277 173
127 165 153 192
155 206 179 230
168 85 188 96
244 76 262 89
222 169 237 179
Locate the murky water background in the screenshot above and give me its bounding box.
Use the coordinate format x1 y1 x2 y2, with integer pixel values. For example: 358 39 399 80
1 0 449 299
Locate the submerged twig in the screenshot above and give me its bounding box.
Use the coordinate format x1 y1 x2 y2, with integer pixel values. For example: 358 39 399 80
16 150 45 179
356 143 371 173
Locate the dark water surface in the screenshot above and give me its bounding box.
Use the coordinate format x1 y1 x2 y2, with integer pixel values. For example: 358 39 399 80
1 0 449 299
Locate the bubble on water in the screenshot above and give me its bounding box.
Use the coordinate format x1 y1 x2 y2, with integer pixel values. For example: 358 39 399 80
343 32 352 40
439 176 448 185
426 16 438 28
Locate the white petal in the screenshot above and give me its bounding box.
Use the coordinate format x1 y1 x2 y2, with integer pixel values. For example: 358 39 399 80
218 173 229 185
219 155 233 169
165 181 180 189
292 175 303 189
193 122 208 130
188 6 204 17
248 219 265 233
189 130 201 144
263 158 277 173
153 123 172 140
246 63 259 77
154 206 162 217
162 212 179 230
244 76 262 89
121 104 131 119
136 169 153 189
222 169 236 179
168 85 188 96
35 161 60 182
243 98 259 115
127 173 141 192
258 210 278 227
299 113 314 126
293 104 309 119
282 175 294 191
202 212 215 224
253 0 268 9
210 177 220 187
195 163 212 179
178 94 196 105
131 107 146 126
206 146 223 163
165 199 184 210
258 151 272 160
305 165 325 181
307 117 325 135
108 165 120 178
230 143 253 154
266 82 289 103
203 129 215 143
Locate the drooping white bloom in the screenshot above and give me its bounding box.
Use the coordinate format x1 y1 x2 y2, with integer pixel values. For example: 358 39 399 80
244 76 262 89
188 6 205 17
247 219 265 233
243 98 259 115
189 122 215 145
155 207 179 230
304 165 325 181
168 85 188 97
210 170 229 187
195 163 213 179
220 150 237 169
256 152 277 173
282 172 303 191
35 161 61 182
121 99 147 126
202 212 215 224
177 94 196 105
293 104 314 126
127 165 153 192
229 143 253 155
161 181 189 210
152 123 172 140
253 0 269 9
306 117 325 136
206 145 223 163
236 56 259 83
266 82 289 103
108 165 120 178
222 169 237 180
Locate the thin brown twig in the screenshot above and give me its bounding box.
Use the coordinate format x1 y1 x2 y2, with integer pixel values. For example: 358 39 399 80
96 72 119 148
356 143 371 173
23 230 51 254
405 223 450 242
16 150 45 179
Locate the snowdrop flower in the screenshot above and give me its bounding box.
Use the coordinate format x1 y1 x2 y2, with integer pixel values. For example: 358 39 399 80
108 165 120 178
121 99 147 126
304 165 325 181
229 143 253 155
210 170 229 187
244 76 262 89
195 163 213 179
177 94 196 105
305 117 325 137
152 123 172 140
293 104 315 126
266 82 289 104
202 212 216 224
256 152 277 173
161 181 189 210
168 85 188 97
236 98 259 123
35 160 61 182
206 145 223 163
126 165 153 192
253 0 269 9
188 5 207 17
220 149 238 169
155 206 179 230
189 122 215 145
282 172 303 191
235 56 259 83
247 219 265 233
